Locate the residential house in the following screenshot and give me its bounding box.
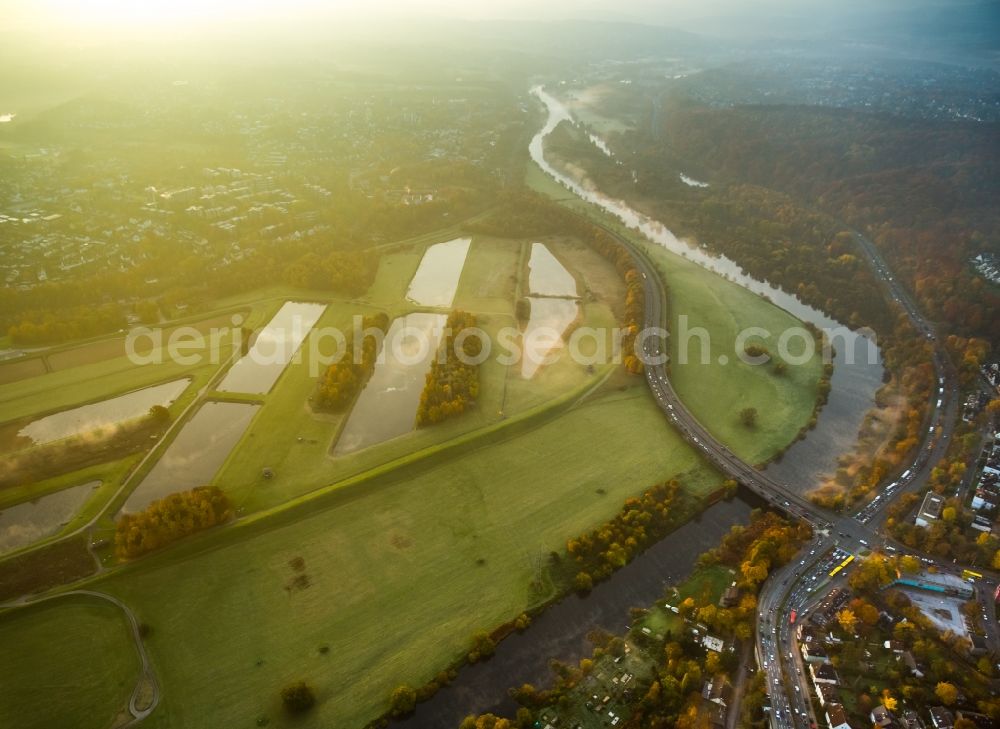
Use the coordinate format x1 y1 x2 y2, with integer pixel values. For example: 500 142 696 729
928 706 954 729
826 703 852 729
871 705 894 728
809 662 840 686
916 492 944 527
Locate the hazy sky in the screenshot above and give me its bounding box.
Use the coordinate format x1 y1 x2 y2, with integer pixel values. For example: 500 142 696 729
6 0 941 32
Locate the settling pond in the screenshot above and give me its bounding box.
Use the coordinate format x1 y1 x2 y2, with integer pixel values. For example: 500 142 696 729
521 298 580 380
406 237 472 307
527 242 577 298
0 481 98 554
522 243 581 379
333 313 447 456
121 402 259 514
217 301 326 395
2 379 189 453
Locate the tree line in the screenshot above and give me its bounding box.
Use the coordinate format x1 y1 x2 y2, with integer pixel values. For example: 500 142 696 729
566 480 683 591
115 486 232 559
459 510 808 729
415 310 481 427
7 302 125 346
465 190 646 374
281 249 379 297
649 98 1000 345
313 312 390 411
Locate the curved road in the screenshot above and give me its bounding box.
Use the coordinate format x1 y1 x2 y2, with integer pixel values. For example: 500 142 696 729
3 589 159 724
585 217 998 729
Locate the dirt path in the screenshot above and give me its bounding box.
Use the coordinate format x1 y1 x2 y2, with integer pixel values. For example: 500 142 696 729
1 589 159 724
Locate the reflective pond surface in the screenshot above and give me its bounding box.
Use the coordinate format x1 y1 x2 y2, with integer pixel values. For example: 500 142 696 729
679 173 709 188
217 301 326 395
0 481 97 554
527 242 577 298
405 237 471 308
521 298 579 379
333 313 447 455
12 379 189 450
121 402 259 514
588 132 612 158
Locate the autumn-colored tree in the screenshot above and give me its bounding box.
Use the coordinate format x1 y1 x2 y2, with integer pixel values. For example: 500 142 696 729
836 608 859 634
573 571 594 593
468 631 495 663
314 312 389 411
390 685 417 716
459 715 512 729
881 690 898 712
416 310 481 427
115 486 232 559
934 681 958 706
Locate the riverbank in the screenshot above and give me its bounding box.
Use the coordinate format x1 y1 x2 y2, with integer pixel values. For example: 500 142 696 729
527 85 884 494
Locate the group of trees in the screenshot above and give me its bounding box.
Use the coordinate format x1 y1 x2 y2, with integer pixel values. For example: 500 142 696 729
946 334 993 387
882 422 1000 566
888 499 1000 567
567 480 682 590
313 312 389 411
589 231 647 375
699 509 810 593
387 667 459 719
281 249 378 296
114 486 232 559
822 554 1000 721
649 99 1000 344
7 302 126 345
415 310 481 426
546 109 985 515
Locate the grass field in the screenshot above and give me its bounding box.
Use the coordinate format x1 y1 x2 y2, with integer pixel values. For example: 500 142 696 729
0 332 233 423
525 161 823 465
93 387 712 729
0 594 140 729
213 234 622 512
0 198 824 729
651 243 822 466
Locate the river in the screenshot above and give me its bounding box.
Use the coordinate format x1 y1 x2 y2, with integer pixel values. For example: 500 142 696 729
391 85 885 727
529 85 884 493
394 495 755 727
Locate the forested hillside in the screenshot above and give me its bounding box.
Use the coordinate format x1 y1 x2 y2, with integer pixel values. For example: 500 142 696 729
650 101 1000 344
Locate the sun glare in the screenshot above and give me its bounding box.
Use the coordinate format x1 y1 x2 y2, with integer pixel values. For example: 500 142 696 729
33 0 334 30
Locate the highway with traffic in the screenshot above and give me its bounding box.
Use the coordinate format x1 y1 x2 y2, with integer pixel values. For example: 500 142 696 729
529 85 997 724
598 218 999 729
